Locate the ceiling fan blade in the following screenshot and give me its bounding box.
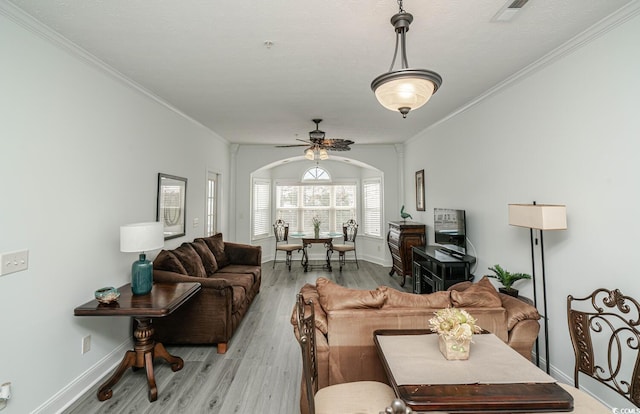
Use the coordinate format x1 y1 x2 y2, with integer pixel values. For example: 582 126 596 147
275 144 309 148
296 138 313 144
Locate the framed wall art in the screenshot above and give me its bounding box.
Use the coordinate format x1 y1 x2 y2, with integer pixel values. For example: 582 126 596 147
415 169 425 211
157 173 187 240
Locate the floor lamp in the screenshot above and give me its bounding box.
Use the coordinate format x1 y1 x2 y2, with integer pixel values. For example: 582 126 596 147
508 203 567 374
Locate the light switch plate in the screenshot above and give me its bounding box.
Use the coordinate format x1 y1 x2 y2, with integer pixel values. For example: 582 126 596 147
0 250 29 276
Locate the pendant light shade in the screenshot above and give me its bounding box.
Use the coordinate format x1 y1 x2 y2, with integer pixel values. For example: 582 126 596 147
371 4 442 118
305 148 315 160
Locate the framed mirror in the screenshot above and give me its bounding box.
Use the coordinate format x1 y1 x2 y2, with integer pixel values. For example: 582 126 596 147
157 173 187 240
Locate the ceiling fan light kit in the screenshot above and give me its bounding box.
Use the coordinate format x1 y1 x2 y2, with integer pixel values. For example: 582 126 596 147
371 1 442 118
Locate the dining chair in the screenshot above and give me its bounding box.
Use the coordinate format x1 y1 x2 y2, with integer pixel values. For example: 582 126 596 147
563 287 640 412
331 219 359 271
273 219 302 271
296 293 396 414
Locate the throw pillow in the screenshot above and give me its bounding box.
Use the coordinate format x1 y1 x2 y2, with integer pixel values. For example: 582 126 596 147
191 239 219 275
378 286 451 309
153 250 187 275
291 284 329 334
171 243 207 278
450 276 502 307
316 277 385 311
197 233 230 268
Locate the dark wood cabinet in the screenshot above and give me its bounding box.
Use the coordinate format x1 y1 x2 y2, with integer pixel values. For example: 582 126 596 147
412 245 475 293
387 221 426 286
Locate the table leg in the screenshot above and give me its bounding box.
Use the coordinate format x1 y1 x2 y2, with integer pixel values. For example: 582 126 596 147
325 242 333 272
302 243 310 272
96 317 184 402
97 350 136 401
153 342 184 371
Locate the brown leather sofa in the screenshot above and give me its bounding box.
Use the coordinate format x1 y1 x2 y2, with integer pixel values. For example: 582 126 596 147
151 233 261 353
291 277 540 414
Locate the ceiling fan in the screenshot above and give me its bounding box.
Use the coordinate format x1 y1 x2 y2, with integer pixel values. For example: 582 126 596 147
276 119 355 154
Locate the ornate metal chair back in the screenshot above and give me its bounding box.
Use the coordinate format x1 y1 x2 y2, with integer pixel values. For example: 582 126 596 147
342 219 358 244
273 219 290 243
567 288 640 407
296 293 318 414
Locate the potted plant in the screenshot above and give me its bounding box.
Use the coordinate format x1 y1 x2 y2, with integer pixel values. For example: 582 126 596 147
485 264 531 297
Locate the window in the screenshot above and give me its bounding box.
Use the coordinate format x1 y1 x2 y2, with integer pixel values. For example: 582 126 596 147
205 172 218 236
303 166 330 181
252 179 271 239
363 178 382 237
276 184 356 233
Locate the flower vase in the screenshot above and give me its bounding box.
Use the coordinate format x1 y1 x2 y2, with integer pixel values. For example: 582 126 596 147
438 335 471 360
314 227 320 238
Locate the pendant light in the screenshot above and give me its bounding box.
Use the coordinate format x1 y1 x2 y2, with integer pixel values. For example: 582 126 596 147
371 0 442 118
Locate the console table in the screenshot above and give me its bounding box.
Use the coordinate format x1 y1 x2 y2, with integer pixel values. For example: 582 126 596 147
412 245 475 294
74 282 201 402
387 221 426 286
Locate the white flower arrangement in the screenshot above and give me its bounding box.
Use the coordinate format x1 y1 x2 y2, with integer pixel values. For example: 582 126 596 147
429 307 482 342
312 216 321 229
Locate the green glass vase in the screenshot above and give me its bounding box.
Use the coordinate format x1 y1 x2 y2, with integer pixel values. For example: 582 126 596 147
131 253 153 295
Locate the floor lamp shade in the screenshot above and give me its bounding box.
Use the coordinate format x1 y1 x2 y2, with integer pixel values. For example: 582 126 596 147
508 204 567 230
120 222 164 295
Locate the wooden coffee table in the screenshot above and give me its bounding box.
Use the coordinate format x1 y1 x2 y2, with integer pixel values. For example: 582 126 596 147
74 282 201 402
374 329 573 412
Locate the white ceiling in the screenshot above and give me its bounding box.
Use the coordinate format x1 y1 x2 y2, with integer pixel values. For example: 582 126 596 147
6 0 637 149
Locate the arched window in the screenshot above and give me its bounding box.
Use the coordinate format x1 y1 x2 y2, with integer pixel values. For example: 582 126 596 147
302 166 330 181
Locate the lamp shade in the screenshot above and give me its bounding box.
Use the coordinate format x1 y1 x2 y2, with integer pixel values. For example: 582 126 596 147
120 222 164 253
305 148 315 160
372 70 440 115
508 204 567 230
319 148 329 160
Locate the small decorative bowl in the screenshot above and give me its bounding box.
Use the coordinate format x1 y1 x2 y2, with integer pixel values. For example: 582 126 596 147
95 287 120 304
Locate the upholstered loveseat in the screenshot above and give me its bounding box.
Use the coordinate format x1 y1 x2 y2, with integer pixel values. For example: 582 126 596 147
151 233 261 353
291 277 540 414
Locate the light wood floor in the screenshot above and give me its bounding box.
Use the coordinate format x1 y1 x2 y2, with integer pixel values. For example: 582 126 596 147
64 259 408 414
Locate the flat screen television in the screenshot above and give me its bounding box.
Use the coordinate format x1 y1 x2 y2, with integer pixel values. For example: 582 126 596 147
434 208 467 257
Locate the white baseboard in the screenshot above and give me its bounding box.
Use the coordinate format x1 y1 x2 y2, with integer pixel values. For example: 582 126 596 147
31 339 130 414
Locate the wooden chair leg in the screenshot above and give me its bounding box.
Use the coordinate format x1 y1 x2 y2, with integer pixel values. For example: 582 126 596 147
217 342 228 354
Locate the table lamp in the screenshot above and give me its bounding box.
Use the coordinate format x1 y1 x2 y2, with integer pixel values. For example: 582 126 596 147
120 222 165 295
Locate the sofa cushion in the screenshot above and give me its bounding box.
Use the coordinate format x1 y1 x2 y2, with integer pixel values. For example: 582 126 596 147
499 293 541 329
316 277 385 311
291 283 329 334
191 239 218 275
378 286 451 309
153 250 188 275
217 264 261 283
171 243 207 278
211 273 254 297
451 276 502 307
196 233 230 268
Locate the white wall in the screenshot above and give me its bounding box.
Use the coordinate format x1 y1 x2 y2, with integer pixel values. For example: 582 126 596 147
404 12 640 408
235 145 402 266
0 9 230 413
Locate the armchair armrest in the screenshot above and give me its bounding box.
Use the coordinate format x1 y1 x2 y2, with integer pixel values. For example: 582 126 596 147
224 242 262 265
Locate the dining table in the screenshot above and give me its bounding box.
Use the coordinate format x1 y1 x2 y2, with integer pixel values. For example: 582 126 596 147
289 232 342 272
374 329 574 413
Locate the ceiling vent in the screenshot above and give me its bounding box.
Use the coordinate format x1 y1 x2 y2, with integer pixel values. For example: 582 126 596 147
492 0 529 22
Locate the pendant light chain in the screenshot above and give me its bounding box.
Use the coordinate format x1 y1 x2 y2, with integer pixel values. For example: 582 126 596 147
397 0 404 13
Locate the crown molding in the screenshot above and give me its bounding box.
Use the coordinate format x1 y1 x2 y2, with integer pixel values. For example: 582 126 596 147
408 0 640 144
0 0 229 145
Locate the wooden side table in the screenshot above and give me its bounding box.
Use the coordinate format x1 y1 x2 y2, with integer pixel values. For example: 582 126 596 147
74 282 201 402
